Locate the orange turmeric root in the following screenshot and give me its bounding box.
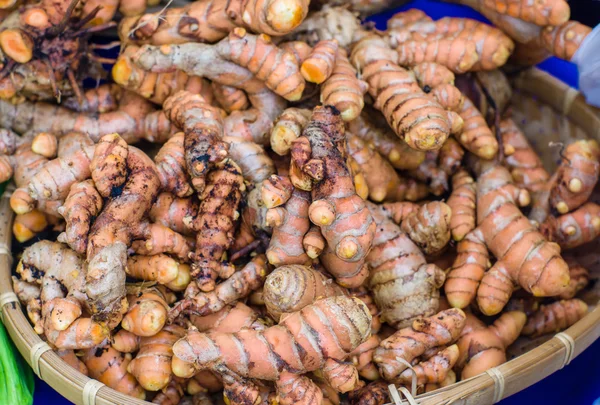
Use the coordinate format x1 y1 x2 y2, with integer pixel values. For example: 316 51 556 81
295 106 375 287
45 317 109 350
17 240 90 336
397 201 452 256
347 112 425 171
154 133 194 198
86 146 161 325
27 143 94 202
222 110 276 184
152 379 185 405
63 84 122 114
56 349 88 375
405 152 449 196
132 37 287 125
540 21 591 61
82 347 146 399
301 39 338 84
113 45 214 106
560 257 590 300
12 277 42 334
169 254 269 320
112 330 141 353
540 202 600 249
150 192 198 236
172 296 371 404
447 169 476 242
0 90 174 144
351 33 454 151
262 174 293 209
211 82 249 113
349 335 381 381
8 143 50 215
522 299 588 337
189 158 245 291
373 308 466 380
396 344 460 385
231 186 269 252
500 117 550 193
412 62 456 89
163 91 227 195
119 0 310 45
270 107 311 156
346 133 429 202
0 128 22 155
367 202 446 328
131 222 194 261
279 41 313 64
128 324 186 391
191 302 267 333
393 16 514 72
263 264 347 320
348 380 389 405
444 227 489 309
217 28 305 101
285 5 361 48
456 97 498 159
12 210 48 243
387 8 433 47
265 188 312 266
187 371 224 394
320 48 367 122
31 132 57 158
481 0 570 26
349 287 382 335
438 137 465 175
549 140 600 215
90 133 129 198
121 287 170 337
321 358 363 393
277 372 323 405
165 264 192 292
57 180 103 254
303 224 326 259
456 311 526 379
450 162 569 315
126 254 181 285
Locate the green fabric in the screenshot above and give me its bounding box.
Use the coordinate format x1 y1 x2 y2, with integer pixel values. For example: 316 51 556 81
0 181 34 404
0 321 34 405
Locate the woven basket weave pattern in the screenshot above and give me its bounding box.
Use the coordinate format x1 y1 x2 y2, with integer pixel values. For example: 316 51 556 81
0 69 599 405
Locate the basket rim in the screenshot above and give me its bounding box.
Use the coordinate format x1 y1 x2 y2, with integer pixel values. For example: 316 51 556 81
0 68 599 405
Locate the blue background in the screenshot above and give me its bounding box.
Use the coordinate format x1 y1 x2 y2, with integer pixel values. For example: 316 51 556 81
33 0 600 403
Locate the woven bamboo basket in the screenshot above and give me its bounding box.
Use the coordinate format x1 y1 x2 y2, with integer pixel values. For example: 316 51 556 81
0 67 599 405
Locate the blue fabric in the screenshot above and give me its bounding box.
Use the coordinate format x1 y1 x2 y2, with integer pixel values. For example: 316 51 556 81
34 1 592 403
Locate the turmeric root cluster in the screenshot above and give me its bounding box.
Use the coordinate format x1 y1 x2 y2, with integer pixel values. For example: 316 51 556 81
3 1 595 404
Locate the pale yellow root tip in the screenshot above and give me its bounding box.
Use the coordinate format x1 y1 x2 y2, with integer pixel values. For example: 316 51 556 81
518 190 531 207
556 201 569 214
172 356 196 378
478 144 498 160
388 150 401 163
504 144 515 156
591 217 600 232
568 178 583 193
266 0 305 32
564 226 577 236
111 57 133 86
309 201 336 226
337 236 359 260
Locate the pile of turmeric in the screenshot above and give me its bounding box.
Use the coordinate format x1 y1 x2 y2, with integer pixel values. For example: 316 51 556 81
3 1 596 403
